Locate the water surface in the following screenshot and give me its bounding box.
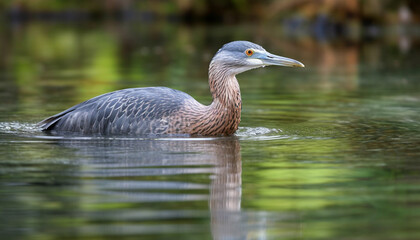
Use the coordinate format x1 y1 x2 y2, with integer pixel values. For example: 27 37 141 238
1 22 420 239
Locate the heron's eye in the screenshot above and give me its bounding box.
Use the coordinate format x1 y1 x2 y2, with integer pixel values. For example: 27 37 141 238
245 49 254 56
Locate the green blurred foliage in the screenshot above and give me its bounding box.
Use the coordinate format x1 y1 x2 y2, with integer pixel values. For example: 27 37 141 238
1 0 420 24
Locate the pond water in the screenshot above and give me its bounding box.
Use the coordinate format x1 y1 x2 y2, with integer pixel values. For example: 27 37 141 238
1 22 420 239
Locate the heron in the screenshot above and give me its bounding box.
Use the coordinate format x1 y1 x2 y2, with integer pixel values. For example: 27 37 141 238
38 41 304 136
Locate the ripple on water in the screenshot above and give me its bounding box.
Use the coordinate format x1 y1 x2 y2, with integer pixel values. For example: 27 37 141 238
235 127 291 141
0 122 40 135
1 122 293 141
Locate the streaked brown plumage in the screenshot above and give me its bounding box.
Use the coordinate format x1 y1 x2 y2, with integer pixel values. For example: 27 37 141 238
38 41 304 136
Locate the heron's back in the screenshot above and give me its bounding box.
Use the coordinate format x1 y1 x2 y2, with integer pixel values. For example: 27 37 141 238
39 87 197 135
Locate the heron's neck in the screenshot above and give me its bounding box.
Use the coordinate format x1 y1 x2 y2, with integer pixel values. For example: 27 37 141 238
209 62 241 102
208 62 241 108
203 61 241 135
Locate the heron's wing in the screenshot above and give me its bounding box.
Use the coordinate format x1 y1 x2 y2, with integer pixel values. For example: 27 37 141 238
38 87 192 134
37 91 114 131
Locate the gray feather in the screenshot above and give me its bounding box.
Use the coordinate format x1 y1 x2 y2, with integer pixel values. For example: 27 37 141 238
38 87 193 135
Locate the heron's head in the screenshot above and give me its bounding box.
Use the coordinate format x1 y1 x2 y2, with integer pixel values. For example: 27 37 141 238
211 41 304 75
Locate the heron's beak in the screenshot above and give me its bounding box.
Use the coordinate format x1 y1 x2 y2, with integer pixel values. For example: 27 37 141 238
258 52 305 68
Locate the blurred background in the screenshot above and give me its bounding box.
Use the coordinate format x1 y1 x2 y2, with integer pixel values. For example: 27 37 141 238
0 0 419 121
2 0 420 24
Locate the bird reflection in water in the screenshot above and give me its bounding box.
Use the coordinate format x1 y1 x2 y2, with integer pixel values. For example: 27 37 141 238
209 138 245 240
52 136 254 239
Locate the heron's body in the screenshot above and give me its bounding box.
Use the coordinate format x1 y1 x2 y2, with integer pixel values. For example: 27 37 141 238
39 41 303 136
